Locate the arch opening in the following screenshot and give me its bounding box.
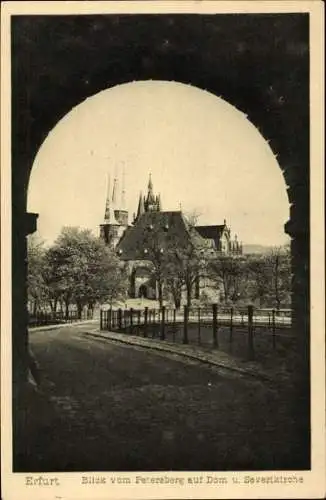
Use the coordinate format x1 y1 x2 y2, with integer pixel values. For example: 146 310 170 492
28 80 290 250
16 79 307 472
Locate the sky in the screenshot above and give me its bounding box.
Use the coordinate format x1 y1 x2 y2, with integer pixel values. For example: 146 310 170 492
27 80 290 246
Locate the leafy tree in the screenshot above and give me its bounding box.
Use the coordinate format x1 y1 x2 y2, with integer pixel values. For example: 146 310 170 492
27 235 47 314
97 262 129 308
42 250 63 313
45 227 128 318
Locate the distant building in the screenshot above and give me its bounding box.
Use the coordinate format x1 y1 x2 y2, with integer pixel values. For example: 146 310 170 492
100 173 242 300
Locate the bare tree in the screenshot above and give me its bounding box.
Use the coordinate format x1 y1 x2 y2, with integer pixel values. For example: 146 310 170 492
183 209 202 227
139 224 169 307
208 254 248 304
265 245 291 310
165 242 206 307
137 216 207 308
244 245 291 308
246 256 270 306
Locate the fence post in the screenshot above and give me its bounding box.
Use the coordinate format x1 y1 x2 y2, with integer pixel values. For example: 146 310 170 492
148 309 151 331
198 308 201 345
173 309 176 342
247 305 255 360
144 307 148 338
118 308 122 331
137 309 141 335
229 307 233 345
272 309 276 349
161 306 166 340
183 306 189 344
123 309 127 329
100 310 103 330
130 308 134 335
108 308 112 330
212 303 219 348
151 310 155 338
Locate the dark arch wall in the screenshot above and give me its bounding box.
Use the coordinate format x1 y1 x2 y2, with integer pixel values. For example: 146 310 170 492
11 13 310 468
12 15 309 206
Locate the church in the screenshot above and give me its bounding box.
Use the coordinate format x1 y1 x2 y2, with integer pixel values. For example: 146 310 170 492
100 173 242 301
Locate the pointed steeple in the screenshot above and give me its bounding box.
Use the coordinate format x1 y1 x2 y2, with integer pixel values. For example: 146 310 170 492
104 173 118 224
112 175 118 207
146 173 155 206
148 173 153 192
104 173 111 220
120 164 126 210
144 174 161 212
136 191 145 219
156 193 162 211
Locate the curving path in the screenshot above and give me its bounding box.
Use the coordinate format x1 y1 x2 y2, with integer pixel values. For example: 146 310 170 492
19 322 303 472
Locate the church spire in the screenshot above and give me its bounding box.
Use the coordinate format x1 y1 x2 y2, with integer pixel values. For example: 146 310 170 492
136 191 145 219
104 173 118 224
120 164 126 210
112 175 118 207
156 193 162 211
148 173 153 193
104 173 111 220
144 173 161 212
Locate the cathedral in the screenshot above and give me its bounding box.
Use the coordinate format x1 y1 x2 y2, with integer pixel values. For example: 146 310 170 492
100 173 242 300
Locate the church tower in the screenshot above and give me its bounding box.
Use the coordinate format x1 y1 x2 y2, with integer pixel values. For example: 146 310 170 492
100 168 129 248
135 191 145 220
114 166 128 226
133 174 162 224
144 174 161 212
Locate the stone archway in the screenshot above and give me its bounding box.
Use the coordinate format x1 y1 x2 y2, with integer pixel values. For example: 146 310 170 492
11 14 310 468
138 285 148 299
131 264 157 300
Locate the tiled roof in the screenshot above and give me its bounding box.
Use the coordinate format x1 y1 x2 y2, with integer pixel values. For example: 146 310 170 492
117 211 209 260
195 225 226 240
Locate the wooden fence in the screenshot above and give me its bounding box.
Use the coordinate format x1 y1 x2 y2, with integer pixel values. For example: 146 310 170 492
29 309 93 327
100 305 293 361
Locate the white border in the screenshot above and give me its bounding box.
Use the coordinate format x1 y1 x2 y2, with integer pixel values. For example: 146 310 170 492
1 2 325 499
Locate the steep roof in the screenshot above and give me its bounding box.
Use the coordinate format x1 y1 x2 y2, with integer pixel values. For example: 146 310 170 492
195 224 226 240
117 211 209 260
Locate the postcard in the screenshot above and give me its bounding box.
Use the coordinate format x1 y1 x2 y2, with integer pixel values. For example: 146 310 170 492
1 1 325 499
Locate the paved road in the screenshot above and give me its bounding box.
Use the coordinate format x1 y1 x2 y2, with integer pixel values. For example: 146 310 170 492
21 322 302 472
